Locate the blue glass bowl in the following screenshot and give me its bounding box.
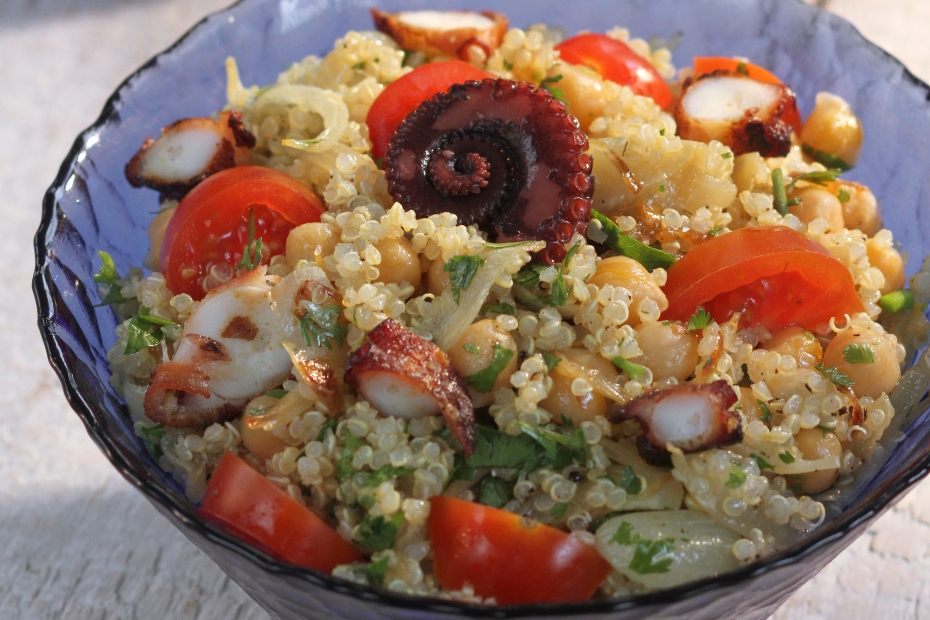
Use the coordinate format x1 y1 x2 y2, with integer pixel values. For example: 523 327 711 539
34 0 930 618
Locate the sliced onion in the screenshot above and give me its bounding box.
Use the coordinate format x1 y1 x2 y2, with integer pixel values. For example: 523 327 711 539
256 84 350 153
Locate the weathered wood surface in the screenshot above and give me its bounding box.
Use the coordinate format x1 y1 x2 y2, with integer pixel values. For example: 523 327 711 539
3 0 927 618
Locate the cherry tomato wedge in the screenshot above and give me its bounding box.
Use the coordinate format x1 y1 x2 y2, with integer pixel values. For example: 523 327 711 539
160 166 324 300
200 451 362 572
555 33 672 108
692 57 802 131
428 496 612 605
661 226 864 331
366 61 493 160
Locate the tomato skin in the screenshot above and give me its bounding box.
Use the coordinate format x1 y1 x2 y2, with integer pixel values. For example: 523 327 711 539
555 33 672 108
199 452 362 572
661 226 864 331
366 61 493 160
428 496 612 605
160 166 324 300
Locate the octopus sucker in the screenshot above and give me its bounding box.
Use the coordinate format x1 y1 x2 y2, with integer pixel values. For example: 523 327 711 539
344 319 477 456
609 380 742 466
384 78 594 264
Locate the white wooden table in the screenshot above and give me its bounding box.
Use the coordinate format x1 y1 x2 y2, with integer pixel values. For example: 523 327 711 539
4 1 928 617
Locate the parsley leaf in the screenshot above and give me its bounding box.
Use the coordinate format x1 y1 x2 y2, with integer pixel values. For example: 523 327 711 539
444 255 485 303
361 556 389 586
518 422 590 465
612 521 637 545
630 538 676 574
463 342 481 355
779 451 796 464
299 302 347 350
539 268 569 307
611 356 647 381
139 423 166 460
736 61 749 75
337 431 366 481
466 344 516 393
879 289 915 313
96 285 136 306
542 351 561 372
816 363 855 387
708 226 724 237
757 399 772 424
466 425 546 470
478 476 512 508
363 465 416 488
751 453 775 471
687 308 711 332
725 466 747 488
484 302 515 315
837 188 851 203
235 208 264 271
842 343 875 364
514 263 544 287
540 74 566 102
619 465 642 495
591 210 675 271
358 513 404 552
94 251 121 284
316 418 336 442
801 143 852 172
550 502 570 519
351 61 366 70
124 307 179 355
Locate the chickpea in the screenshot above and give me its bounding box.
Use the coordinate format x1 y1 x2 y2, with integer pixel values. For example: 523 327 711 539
553 63 606 132
240 395 289 460
542 348 618 426
588 256 668 326
631 322 699 381
788 186 845 230
374 237 421 288
146 204 177 270
449 320 518 408
765 326 823 367
839 183 882 237
426 258 451 296
866 238 905 295
285 222 338 268
799 92 863 168
822 330 901 399
791 428 842 494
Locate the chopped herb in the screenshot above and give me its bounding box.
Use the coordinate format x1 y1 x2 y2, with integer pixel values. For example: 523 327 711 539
503 59 514 70
484 302 515 315
611 356 647 381
255 85 272 97
540 74 566 102
550 502 570 519
95 284 136 306
124 307 179 355
659 128 666 136
542 351 561 372
94 251 121 284
139 423 166 460
358 513 404 552
466 425 549 471
560 414 575 428
591 210 675 271
478 476 512 508
612 521 637 545
518 422 590 463
316 418 337 441
778 451 796 464
466 344 516 393
590 511 623 533
483 240 536 249
630 538 676 574
265 388 287 399
449 453 476 483
619 465 642 495
757 399 772 424
351 61 366 70
658 184 666 193
563 241 581 268
514 263 545 287
236 208 264 271
751 453 775 470
539 268 569 307
736 61 749 75
363 465 416 488
721 152 733 159
374 156 384 170
816 363 854 387
361 556 389 586
337 432 366 481
842 343 875 364
771 168 792 215
707 226 724 237
817 425 832 437
801 143 852 171
837 188 851 203
444 255 486 303
358 494 375 510
725 466 747 488
299 302 347 350
463 342 481 355
879 289 915 313
789 482 804 496
687 308 712 332
791 169 843 187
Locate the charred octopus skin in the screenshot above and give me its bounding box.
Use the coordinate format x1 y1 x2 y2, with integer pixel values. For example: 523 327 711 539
384 78 595 264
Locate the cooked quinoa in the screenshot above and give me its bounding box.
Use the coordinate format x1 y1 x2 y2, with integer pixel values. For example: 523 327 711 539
101 18 930 602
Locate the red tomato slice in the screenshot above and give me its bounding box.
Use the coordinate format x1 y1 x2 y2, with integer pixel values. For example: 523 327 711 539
555 33 672 108
661 226 864 331
160 166 324 300
200 452 362 572
428 496 612 605
366 61 492 160
692 57 802 131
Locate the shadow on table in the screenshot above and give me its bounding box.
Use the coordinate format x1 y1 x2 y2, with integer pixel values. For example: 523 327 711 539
0 0 174 26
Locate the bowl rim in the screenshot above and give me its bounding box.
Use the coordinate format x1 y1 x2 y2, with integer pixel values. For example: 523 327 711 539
32 0 930 615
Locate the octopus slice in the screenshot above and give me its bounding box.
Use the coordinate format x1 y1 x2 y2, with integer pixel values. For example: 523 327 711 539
144 268 292 428
344 319 476 456
385 79 594 264
125 111 256 199
674 72 800 157
609 380 741 466
371 9 508 66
